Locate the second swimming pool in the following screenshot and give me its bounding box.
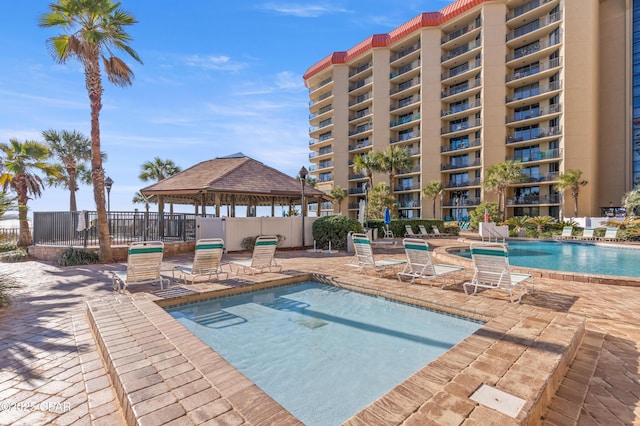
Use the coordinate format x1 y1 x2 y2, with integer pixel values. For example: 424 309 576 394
451 240 640 278
165 281 483 425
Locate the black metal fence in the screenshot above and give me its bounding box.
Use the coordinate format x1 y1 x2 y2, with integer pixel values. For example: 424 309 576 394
33 211 211 247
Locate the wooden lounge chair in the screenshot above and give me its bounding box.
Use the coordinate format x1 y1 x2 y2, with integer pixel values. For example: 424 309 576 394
554 226 573 240
173 238 228 284
463 242 534 303
347 233 405 275
397 238 464 288
112 241 170 292
229 235 282 274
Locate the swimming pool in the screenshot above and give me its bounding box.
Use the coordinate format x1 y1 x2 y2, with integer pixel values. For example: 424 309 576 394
165 281 483 425
451 240 640 277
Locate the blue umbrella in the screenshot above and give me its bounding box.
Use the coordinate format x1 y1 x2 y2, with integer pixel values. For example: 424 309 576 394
384 207 391 225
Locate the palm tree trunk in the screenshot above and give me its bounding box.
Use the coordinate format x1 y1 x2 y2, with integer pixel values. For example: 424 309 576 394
68 167 77 211
87 52 112 263
17 185 32 247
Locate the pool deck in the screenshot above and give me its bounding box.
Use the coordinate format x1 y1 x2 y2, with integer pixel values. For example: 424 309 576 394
0 237 639 425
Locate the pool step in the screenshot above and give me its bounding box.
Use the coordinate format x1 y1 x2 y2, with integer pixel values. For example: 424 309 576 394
86 295 299 425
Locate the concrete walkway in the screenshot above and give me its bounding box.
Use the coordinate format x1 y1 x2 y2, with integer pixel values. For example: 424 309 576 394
0 239 639 425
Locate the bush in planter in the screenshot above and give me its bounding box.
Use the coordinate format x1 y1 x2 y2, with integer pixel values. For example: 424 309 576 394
240 235 286 251
56 248 99 266
312 215 363 250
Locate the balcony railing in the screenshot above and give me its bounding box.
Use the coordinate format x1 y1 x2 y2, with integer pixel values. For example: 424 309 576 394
506 0 556 22
349 123 373 137
441 59 481 81
441 118 481 135
505 57 562 83
505 80 562 102
309 91 332 106
390 60 420 79
441 40 481 63
441 99 481 116
517 172 559 184
506 104 562 124
349 187 366 194
348 139 372 150
349 108 372 121
394 182 422 192
441 158 482 171
506 36 562 62
441 138 481 153
391 113 420 128
390 78 420 95
390 130 421 144
308 104 333 120
446 178 481 188
317 174 333 183
443 197 481 207
349 76 373 92
348 173 365 180
506 126 562 144
398 200 421 208
507 193 561 205
349 92 372 107
441 78 482 98
441 19 482 44
508 148 562 162
506 10 562 42
398 165 421 174
308 76 332 93
390 96 419 111
390 42 421 62
349 62 372 77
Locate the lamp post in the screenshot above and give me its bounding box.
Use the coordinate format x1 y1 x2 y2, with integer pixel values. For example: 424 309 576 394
363 182 370 229
298 166 308 248
104 176 114 213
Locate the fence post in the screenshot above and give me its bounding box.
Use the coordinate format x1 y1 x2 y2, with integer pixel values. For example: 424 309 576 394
83 211 89 248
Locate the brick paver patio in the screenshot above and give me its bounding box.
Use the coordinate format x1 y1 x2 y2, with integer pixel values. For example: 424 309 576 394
0 238 639 425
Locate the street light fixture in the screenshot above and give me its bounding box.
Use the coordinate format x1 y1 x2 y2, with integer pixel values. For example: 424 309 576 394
298 166 308 248
104 176 114 213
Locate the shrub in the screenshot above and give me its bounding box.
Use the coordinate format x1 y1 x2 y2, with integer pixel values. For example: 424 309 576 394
0 272 18 308
240 235 286 251
56 248 99 267
0 241 17 253
312 216 363 250
0 249 30 263
468 202 500 231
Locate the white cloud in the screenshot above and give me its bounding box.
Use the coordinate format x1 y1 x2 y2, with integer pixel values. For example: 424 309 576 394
182 54 246 72
274 71 304 90
258 3 351 18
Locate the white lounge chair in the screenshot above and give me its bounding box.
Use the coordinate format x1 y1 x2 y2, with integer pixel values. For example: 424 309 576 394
431 226 443 238
598 227 620 242
397 238 464 288
229 235 282 274
577 227 595 240
112 241 170 292
173 238 228 284
554 226 573 240
463 242 534 303
347 233 405 275
418 224 435 238
404 225 421 238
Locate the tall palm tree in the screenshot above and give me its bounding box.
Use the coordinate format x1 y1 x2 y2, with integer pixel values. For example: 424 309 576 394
139 157 182 214
41 129 97 211
329 185 348 214
378 146 415 196
353 151 381 191
554 170 588 217
40 0 143 262
422 180 445 219
0 139 59 247
482 160 524 221
622 187 640 217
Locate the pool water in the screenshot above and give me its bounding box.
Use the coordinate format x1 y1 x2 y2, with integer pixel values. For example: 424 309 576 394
452 240 640 277
165 281 483 425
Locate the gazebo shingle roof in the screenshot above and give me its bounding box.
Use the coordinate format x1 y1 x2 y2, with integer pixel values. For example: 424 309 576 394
140 154 331 208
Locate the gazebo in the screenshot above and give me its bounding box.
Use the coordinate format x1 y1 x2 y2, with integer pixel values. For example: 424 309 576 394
140 153 332 216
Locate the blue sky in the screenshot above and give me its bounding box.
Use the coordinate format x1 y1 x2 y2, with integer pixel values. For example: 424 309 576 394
1 0 451 214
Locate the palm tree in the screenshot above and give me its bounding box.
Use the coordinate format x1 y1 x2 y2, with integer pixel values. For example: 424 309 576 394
0 193 17 220
353 151 381 190
422 181 445 219
526 215 555 233
622 187 640 217
329 185 348 214
41 129 98 211
40 0 142 262
0 139 59 247
378 146 414 196
139 157 182 214
554 170 588 217
482 160 524 221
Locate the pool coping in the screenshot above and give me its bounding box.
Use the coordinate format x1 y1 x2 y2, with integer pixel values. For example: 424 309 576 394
86 270 586 425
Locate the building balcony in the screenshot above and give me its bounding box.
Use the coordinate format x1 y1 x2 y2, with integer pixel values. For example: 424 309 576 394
308 104 333 123
441 118 481 136
390 42 421 63
390 96 420 112
506 126 562 144
505 36 562 64
315 161 333 171
443 197 481 207
390 130 420 144
441 41 481 66
506 104 562 125
506 80 562 104
308 90 332 107
441 98 481 118
446 178 481 189
390 78 420 96
348 123 373 137
441 158 481 171
441 138 481 154
506 10 562 46
348 172 366 181
390 113 420 128
349 62 372 78
507 148 562 163
308 149 332 160
441 58 481 83
441 78 482 100
348 139 372 151
514 172 559 185
308 133 333 147
308 76 333 94
394 182 422 192
505 57 562 85
349 187 366 195
507 193 561 206
397 165 421 175
398 200 421 209
349 92 372 108
348 76 373 93
441 18 482 45
349 108 372 122
317 174 333 183
506 0 559 24
390 60 421 81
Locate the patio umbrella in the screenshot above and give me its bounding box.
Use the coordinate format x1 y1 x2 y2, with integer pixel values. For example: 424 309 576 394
384 207 391 225
358 200 366 226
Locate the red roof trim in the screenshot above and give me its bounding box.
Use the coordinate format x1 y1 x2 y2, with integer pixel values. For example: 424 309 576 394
303 0 487 81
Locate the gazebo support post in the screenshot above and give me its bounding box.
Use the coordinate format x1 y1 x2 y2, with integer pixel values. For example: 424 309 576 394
158 195 165 240
271 198 275 217
214 193 220 217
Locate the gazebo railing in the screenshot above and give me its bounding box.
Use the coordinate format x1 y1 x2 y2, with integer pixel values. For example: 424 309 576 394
33 211 212 247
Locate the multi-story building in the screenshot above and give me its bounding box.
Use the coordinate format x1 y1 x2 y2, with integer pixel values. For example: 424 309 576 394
304 0 633 220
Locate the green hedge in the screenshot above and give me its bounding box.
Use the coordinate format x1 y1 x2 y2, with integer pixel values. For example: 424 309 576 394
312 216 363 250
